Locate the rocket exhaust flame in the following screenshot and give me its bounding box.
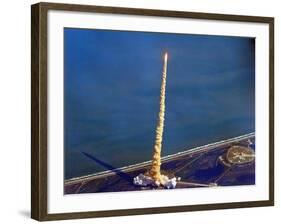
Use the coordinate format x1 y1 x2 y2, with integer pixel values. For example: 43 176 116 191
149 52 168 183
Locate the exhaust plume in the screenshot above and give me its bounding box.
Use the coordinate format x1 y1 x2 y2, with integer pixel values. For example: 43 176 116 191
149 52 168 183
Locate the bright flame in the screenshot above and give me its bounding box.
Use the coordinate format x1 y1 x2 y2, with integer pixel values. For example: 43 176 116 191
164 52 168 61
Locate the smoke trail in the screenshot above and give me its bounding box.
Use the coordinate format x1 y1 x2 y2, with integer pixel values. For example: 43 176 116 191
149 52 168 183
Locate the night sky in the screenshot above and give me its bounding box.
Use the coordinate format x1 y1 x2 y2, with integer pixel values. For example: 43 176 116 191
64 28 255 179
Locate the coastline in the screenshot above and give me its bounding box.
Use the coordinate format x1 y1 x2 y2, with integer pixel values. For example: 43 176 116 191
65 132 255 186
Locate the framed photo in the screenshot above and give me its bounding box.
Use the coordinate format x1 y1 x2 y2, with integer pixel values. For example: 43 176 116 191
31 2 274 221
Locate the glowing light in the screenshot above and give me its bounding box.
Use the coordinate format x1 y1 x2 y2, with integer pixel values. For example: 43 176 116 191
164 52 168 61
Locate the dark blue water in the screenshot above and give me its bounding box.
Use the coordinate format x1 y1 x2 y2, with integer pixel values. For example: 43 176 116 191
64 28 255 179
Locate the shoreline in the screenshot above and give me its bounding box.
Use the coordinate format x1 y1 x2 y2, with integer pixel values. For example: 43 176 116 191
65 132 255 185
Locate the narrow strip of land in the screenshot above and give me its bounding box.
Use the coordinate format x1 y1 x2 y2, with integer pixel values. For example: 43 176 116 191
65 132 254 185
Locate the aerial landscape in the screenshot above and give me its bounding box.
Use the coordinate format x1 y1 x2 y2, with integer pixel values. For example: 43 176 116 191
64 28 255 194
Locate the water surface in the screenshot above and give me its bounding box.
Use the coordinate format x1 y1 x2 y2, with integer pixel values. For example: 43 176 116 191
64 28 255 179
